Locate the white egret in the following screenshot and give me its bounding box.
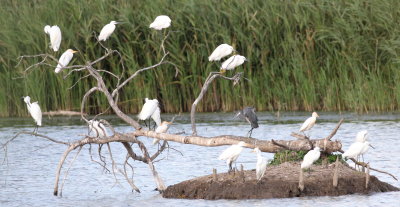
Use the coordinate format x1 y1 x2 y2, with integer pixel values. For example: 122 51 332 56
208 44 234 61
98 21 119 41
234 107 259 137
253 147 267 181
55 49 77 73
301 147 321 170
88 120 107 138
220 55 247 73
299 112 319 136
355 130 368 143
153 121 172 145
44 25 62 52
23 96 42 133
218 141 246 172
342 142 365 160
149 15 171 30
138 98 159 129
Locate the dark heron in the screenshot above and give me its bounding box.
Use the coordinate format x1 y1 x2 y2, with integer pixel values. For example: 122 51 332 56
234 107 259 137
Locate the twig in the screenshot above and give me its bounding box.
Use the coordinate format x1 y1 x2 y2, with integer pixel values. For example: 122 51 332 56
60 146 82 197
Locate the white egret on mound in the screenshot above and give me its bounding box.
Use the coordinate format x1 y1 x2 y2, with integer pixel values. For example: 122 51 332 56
301 147 321 170
88 120 107 138
55 49 77 73
138 98 159 129
149 15 171 30
23 96 42 133
234 107 259 137
253 147 267 181
208 44 234 61
343 141 373 164
44 25 62 52
98 21 120 41
153 121 172 145
299 112 319 137
218 141 246 172
220 55 247 73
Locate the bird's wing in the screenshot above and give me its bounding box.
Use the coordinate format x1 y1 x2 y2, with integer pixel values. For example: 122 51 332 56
99 24 115 40
50 26 62 51
151 107 161 126
30 102 42 126
221 56 235 70
218 145 238 160
138 100 158 120
244 108 258 128
299 117 315 131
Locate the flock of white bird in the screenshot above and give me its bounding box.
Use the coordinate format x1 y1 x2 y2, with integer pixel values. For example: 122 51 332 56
25 15 371 181
218 111 373 180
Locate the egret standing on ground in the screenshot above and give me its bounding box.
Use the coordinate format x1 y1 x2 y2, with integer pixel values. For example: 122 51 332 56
234 107 259 137
153 121 172 145
88 120 107 138
138 98 159 129
253 147 267 181
218 141 246 172
44 25 62 52
301 147 321 171
208 44 234 61
149 15 171 30
23 96 42 133
98 21 119 41
220 55 247 73
299 112 319 137
55 49 77 73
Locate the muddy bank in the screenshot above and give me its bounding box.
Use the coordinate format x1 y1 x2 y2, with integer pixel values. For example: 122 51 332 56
162 162 398 199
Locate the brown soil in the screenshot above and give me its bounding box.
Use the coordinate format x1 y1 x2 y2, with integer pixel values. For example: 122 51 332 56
162 162 398 199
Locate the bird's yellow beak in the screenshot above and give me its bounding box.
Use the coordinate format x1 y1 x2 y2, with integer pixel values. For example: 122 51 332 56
72 50 78 53
219 69 226 74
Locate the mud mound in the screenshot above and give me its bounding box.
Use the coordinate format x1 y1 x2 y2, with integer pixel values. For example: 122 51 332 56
162 162 398 199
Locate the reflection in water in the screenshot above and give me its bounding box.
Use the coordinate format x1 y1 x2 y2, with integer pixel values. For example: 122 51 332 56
0 112 399 207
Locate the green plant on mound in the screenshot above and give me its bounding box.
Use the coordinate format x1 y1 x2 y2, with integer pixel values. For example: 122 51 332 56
269 150 343 165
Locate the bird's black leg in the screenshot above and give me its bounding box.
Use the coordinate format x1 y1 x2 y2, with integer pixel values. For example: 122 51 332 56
247 128 254 138
228 162 233 173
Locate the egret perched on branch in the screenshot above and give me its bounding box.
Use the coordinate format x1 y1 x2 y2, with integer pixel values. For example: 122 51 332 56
253 147 267 181
44 25 62 52
208 44 234 61
23 96 42 133
98 21 120 41
301 147 321 170
343 140 373 163
88 120 107 138
153 121 172 145
149 15 171 30
234 107 259 137
299 112 319 136
55 49 77 73
218 141 246 172
138 98 160 129
220 55 247 73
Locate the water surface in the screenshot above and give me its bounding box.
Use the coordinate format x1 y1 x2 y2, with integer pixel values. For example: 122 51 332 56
1 112 399 207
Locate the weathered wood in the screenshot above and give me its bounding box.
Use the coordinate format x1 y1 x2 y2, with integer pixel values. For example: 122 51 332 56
131 130 343 153
333 156 339 187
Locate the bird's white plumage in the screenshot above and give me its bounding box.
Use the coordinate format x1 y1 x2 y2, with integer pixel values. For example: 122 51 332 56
44 25 62 51
149 15 171 30
98 21 118 41
55 49 76 73
360 141 371 155
208 44 234 61
88 120 107 138
138 98 159 120
254 147 267 181
24 96 42 126
299 112 319 132
153 121 172 145
220 55 246 70
151 106 161 126
301 147 321 169
342 142 365 159
355 130 368 143
218 141 246 167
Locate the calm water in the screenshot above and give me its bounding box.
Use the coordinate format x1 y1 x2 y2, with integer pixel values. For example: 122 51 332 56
1 112 400 207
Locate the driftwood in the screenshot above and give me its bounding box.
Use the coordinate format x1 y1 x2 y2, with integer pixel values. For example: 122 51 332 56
43 110 86 116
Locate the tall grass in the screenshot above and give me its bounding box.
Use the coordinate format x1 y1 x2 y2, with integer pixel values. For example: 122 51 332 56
1 0 400 117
